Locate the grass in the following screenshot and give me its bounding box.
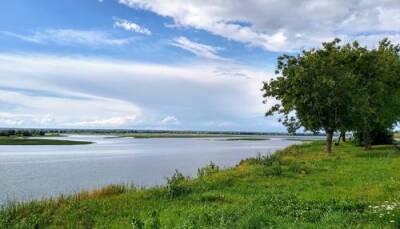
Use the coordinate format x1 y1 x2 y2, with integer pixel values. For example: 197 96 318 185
2 141 400 228
0 137 92 145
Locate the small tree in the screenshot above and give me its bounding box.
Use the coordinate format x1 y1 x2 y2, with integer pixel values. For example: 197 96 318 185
262 39 361 153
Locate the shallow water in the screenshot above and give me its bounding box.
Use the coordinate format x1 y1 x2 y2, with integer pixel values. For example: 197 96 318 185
0 135 301 205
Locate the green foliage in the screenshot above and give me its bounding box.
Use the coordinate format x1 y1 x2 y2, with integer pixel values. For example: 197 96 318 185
262 161 283 176
353 128 394 146
131 215 144 229
166 170 189 198
263 38 400 151
287 160 311 175
146 211 160 229
0 137 92 145
197 161 220 177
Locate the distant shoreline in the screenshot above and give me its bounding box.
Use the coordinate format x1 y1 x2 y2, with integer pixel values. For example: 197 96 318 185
0 137 92 145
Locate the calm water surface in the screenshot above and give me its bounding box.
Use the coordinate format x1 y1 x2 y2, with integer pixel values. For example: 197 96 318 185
0 135 301 205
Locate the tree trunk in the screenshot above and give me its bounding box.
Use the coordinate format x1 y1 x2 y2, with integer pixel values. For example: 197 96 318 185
363 131 372 150
340 131 346 142
335 133 341 146
325 130 334 153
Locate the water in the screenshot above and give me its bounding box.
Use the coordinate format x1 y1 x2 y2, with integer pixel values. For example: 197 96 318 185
0 135 301 205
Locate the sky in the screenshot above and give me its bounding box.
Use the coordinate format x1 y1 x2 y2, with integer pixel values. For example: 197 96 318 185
0 0 400 132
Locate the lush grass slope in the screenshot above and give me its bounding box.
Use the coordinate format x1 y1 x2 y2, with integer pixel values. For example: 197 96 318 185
2 141 400 228
0 137 92 145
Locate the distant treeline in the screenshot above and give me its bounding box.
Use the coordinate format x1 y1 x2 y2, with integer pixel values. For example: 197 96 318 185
0 129 47 137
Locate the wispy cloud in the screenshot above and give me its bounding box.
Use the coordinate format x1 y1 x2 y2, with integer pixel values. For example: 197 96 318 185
69 115 137 127
171 36 228 61
160 116 180 125
0 112 25 126
0 29 133 46
113 18 151 35
0 53 276 131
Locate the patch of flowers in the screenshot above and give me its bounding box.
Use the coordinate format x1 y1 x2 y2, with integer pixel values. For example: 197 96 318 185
367 200 400 225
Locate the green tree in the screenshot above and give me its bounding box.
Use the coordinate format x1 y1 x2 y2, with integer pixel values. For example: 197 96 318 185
262 39 361 153
352 39 400 148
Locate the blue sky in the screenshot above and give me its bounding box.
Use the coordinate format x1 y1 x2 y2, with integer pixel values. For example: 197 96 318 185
0 0 399 132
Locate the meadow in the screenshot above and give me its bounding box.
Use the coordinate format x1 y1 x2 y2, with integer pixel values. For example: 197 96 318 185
1 140 400 228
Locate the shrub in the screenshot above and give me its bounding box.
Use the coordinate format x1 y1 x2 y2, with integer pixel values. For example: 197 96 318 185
271 162 283 176
239 153 279 166
197 161 220 177
353 129 394 146
166 170 189 198
288 162 310 174
262 161 283 176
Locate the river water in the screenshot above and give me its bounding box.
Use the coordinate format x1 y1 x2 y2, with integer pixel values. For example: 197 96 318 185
0 135 303 205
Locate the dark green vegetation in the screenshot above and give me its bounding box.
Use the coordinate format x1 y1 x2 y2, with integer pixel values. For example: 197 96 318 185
0 137 92 145
3 141 400 228
263 38 400 152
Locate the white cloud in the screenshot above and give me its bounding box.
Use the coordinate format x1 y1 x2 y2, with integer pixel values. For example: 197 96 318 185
160 116 180 125
0 112 25 126
171 36 228 61
69 115 137 127
0 29 132 46
118 0 400 51
113 18 151 35
0 53 277 131
0 88 141 128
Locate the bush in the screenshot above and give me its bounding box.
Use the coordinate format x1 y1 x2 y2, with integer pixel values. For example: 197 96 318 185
166 170 189 198
288 162 310 174
197 161 220 177
354 129 394 146
262 162 283 176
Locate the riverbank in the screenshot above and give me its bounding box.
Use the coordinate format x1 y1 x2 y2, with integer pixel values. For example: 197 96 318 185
0 137 92 145
2 141 400 228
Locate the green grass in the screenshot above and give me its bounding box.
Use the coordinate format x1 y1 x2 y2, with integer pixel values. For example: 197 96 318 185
0 137 92 145
2 141 400 228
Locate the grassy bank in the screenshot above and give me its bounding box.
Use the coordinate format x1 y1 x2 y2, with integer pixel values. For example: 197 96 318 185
0 137 92 145
2 141 400 228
